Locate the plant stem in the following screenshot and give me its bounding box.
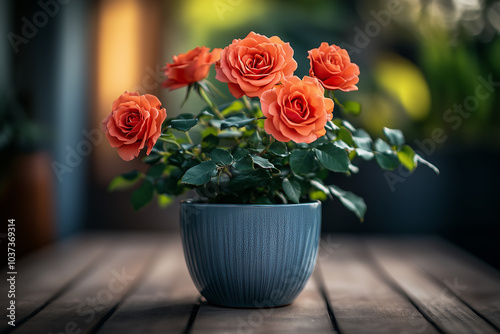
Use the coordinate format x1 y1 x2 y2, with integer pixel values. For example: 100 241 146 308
259 137 275 156
242 95 252 111
198 86 224 120
158 137 182 149
185 131 194 145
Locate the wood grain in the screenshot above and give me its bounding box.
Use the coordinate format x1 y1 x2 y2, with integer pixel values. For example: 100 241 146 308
0 234 107 333
190 268 333 334
367 237 499 334
95 235 200 334
318 236 439 334
10 234 158 334
368 237 500 331
5 233 500 334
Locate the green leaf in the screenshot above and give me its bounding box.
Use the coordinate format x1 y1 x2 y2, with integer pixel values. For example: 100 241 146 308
201 134 219 152
337 127 355 147
220 100 246 115
290 150 316 175
342 120 356 132
310 179 330 196
108 171 141 191
256 196 273 204
309 190 327 201
282 178 301 204
233 147 250 160
218 130 242 138
234 154 254 171
209 148 234 166
329 185 366 221
167 152 185 166
157 194 173 208
353 129 373 151
147 163 167 178
229 171 267 190
180 161 218 185
374 138 392 152
248 131 261 144
313 143 349 173
383 127 405 148
375 152 399 170
131 179 155 211
355 149 374 160
252 155 275 169
343 101 362 115
374 138 398 170
326 120 340 131
122 170 140 180
415 154 440 174
397 145 416 171
220 116 255 130
268 141 288 157
170 118 198 132
143 153 163 165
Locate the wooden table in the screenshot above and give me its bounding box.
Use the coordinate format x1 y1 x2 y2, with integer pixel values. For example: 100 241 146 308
2 233 500 334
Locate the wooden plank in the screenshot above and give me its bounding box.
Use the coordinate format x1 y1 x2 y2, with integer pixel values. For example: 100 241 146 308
190 268 333 334
11 234 158 334
367 237 498 334
0 234 107 333
369 237 500 331
319 236 439 334
95 234 200 334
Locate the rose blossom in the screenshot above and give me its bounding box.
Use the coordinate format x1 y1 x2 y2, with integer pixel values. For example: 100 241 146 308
308 42 360 92
261 76 334 144
103 92 167 161
215 31 297 98
162 46 221 90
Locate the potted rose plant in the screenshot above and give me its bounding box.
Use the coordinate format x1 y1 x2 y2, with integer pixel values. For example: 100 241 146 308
103 32 438 307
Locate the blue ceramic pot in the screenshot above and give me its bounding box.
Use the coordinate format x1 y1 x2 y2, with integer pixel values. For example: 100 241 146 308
179 200 321 308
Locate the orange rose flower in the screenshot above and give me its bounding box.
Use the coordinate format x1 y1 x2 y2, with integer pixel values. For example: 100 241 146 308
215 32 297 98
308 43 360 92
261 76 334 144
103 92 167 161
162 46 221 90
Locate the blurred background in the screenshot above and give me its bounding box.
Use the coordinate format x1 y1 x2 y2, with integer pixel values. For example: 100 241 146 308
1 0 499 267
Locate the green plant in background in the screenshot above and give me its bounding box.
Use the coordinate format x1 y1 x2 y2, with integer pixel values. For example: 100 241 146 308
103 32 438 221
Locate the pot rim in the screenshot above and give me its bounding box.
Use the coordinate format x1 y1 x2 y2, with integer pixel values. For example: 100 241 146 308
180 199 321 208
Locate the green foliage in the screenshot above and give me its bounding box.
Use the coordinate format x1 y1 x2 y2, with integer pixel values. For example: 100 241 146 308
131 179 155 211
290 150 316 174
209 148 234 166
383 127 405 149
329 185 367 221
181 161 218 185
110 87 439 220
342 101 362 115
282 178 301 204
108 170 142 191
313 143 349 173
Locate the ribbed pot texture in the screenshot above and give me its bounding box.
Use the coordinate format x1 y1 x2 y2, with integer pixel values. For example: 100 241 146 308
179 201 321 308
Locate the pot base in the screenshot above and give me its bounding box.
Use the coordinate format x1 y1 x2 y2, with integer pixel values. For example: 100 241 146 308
206 301 293 309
